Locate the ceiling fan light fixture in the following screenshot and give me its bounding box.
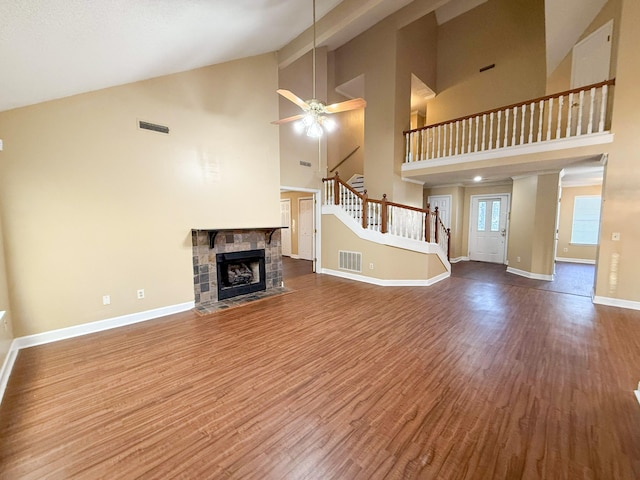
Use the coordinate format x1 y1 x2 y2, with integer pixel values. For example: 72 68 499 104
306 121 324 138
323 117 337 132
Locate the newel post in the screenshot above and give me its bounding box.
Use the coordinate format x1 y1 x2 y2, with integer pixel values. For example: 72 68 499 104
447 228 451 261
333 171 340 206
434 206 440 244
362 190 368 229
426 203 431 243
381 194 388 234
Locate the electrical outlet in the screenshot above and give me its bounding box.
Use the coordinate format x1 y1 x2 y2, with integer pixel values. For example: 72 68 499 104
102 295 111 305
369 263 374 270
612 232 620 241
563 247 568 253
137 289 145 299
517 256 521 263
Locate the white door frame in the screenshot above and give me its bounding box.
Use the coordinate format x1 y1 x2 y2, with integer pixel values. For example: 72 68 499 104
281 186 321 273
468 193 511 264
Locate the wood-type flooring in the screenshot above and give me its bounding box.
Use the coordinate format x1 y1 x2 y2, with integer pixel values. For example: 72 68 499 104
1 259 640 479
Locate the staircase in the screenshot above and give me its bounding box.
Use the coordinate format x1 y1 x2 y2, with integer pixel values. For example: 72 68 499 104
323 172 450 261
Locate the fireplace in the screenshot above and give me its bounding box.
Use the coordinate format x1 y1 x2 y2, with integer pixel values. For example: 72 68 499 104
191 228 283 307
216 249 266 300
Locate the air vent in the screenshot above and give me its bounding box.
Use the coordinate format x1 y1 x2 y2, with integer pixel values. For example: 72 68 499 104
339 250 362 273
138 121 169 134
299 161 312 167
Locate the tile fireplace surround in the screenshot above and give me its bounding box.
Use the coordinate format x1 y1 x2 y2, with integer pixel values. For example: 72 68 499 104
191 228 283 306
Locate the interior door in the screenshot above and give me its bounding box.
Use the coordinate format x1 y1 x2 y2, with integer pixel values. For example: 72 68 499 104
428 195 452 229
298 197 314 261
571 20 613 89
280 199 291 256
469 195 509 263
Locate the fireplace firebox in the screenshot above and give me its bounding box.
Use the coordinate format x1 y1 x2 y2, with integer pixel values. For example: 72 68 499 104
216 249 266 300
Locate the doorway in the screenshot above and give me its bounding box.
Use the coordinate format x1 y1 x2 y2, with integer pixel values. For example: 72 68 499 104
469 194 510 263
280 187 320 273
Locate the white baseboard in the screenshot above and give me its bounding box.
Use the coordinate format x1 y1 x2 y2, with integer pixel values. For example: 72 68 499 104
555 257 596 265
321 268 450 287
449 256 469 263
506 266 554 281
0 301 195 405
0 341 19 406
593 295 640 311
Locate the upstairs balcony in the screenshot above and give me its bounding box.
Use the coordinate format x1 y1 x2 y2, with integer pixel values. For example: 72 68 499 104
402 80 615 180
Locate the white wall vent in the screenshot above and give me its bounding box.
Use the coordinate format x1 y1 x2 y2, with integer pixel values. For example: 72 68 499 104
339 250 362 273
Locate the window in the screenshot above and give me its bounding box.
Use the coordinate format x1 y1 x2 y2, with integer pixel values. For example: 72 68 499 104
571 195 601 245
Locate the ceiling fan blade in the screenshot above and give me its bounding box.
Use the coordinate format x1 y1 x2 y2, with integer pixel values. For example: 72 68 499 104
271 114 305 125
277 89 309 110
324 98 367 114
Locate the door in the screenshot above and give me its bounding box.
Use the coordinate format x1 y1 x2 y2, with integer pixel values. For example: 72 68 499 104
298 197 314 261
469 195 509 263
571 20 613 89
280 199 292 256
427 195 452 229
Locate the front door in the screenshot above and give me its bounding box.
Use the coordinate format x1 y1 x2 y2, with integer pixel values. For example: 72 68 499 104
469 195 509 263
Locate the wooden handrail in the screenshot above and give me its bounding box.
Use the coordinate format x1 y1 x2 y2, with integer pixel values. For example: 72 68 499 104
403 78 616 135
329 146 360 173
322 173 451 259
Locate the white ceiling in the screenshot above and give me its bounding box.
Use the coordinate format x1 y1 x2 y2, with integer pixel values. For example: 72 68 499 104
0 0 351 112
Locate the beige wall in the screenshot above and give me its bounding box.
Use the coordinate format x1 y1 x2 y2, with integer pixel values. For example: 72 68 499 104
428 0 546 125
557 185 602 261
326 109 364 183
0 213 13 364
280 191 313 257
546 0 622 94
595 0 640 302
322 214 446 280
0 53 281 337
507 174 560 276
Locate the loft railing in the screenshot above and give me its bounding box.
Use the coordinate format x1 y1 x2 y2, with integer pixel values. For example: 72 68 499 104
322 172 450 260
404 79 615 163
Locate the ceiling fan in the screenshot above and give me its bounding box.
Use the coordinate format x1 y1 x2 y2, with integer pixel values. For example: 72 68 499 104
272 0 366 138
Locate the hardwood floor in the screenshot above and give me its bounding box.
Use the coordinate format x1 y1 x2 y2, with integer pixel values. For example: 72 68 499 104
2 261 640 479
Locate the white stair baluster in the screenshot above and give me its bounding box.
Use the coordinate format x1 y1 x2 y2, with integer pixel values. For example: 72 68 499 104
546 97 553 141
520 105 526 145
537 100 544 142
566 93 573 137
504 108 510 146
512 107 518 146
497 110 502 148
576 90 584 136
474 116 479 152
449 122 453 156
489 112 494 150
587 87 596 134
599 84 608 132
557 96 564 138
528 102 535 143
